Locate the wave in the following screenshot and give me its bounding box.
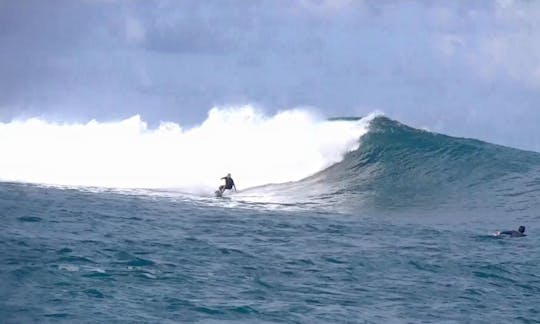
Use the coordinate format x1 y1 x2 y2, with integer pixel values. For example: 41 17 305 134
240 117 540 212
3 109 538 213
0 106 372 191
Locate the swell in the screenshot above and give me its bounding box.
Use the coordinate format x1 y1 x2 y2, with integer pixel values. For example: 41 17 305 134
252 117 540 213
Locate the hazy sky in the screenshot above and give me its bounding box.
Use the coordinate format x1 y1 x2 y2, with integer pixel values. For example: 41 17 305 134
1 0 539 151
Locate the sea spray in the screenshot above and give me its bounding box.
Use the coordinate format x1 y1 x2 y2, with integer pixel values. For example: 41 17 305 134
0 106 374 191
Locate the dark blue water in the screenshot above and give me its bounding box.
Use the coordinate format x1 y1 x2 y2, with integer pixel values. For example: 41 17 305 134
2 117 540 323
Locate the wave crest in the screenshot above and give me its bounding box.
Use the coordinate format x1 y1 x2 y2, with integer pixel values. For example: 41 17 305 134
0 106 371 191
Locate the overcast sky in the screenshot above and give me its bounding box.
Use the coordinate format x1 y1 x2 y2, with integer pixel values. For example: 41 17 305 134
0 0 539 151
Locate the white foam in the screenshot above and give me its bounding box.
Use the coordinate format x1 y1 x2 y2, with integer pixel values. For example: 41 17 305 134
0 105 376 193
58 264 79 272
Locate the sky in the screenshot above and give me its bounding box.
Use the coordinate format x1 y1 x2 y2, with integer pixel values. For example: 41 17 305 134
0 0 539 152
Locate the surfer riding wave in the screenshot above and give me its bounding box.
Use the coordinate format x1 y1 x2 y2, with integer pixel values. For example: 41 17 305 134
217 173 237 196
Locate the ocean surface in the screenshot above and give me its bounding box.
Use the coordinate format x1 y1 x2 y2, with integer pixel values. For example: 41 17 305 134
2 116 540 323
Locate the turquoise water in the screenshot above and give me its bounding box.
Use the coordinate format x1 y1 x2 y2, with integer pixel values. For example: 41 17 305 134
2 117 540 323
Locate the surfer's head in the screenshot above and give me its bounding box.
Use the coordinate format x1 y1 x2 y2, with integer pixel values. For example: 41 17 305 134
519 226 525 233
227 173 231 177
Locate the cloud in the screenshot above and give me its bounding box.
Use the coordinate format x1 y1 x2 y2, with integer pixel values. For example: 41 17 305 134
124 16 146 45
0 0 539 151
436 34 465 59
459 1 540 89
296 0 361 14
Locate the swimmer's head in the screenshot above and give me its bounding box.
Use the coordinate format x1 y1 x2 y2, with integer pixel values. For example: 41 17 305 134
519 226 525 233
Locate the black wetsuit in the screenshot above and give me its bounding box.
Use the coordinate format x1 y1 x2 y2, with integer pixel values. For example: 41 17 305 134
499 230 526 237
222 177 235 190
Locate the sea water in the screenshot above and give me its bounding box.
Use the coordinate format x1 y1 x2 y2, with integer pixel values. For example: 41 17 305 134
1 110 539 323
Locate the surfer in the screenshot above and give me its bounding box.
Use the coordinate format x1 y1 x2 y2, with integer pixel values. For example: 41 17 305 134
218 173 237 194
496 225 526 237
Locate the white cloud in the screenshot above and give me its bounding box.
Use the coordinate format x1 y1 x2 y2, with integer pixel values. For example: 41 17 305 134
436 34 465 59
428 0 540 89
125 17 146 45
299 0 356 10
296 0 365 17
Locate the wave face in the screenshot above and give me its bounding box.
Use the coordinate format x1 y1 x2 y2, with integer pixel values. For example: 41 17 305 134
241 117 540 213
0 106 371 192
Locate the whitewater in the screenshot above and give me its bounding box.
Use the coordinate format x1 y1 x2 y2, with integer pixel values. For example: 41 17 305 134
0 106 372 191
2 107 540 323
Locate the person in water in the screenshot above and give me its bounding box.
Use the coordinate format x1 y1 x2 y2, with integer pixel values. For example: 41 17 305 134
218 173 237 194
497 225 526 237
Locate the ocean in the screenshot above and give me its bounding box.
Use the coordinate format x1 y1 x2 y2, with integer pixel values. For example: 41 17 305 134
1 112 540 323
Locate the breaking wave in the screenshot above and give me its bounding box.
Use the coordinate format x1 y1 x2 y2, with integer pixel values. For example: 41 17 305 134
0 106 374 192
